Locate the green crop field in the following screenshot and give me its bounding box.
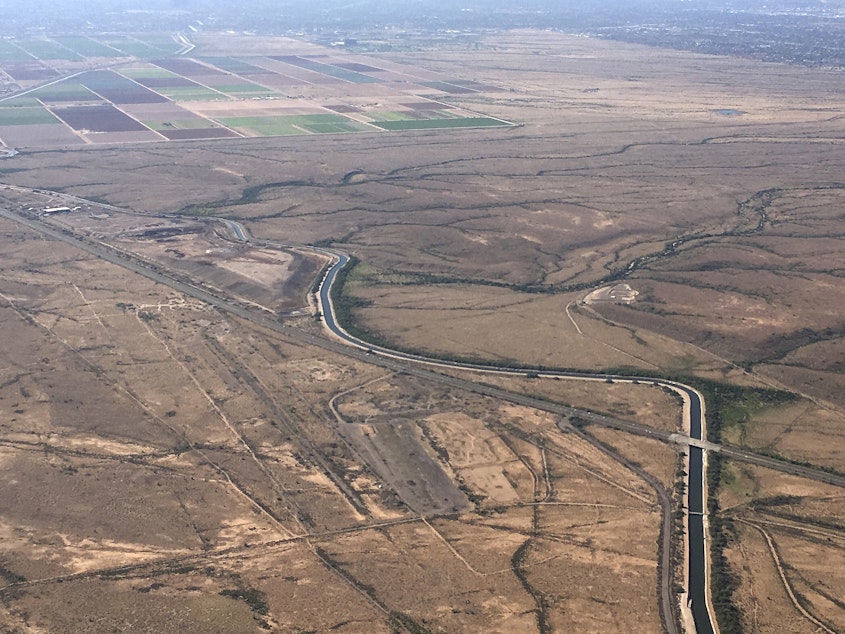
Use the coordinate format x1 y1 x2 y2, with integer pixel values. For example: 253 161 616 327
219 113 370 136
0 106 60 126
95 37 162 58
17 39 82 61
29 82 100 102
53 36 122 58
288 114 360 125
371 117 510 130
218 115 307 136
0 41 34 62
134 35 183 54
366 110 463 123
367 111 416 122
0 96 42 108
299 121 370 133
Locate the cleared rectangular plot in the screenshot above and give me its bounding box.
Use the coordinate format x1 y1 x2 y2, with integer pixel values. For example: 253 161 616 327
0 122 84 146
153 58 226 76
119 101 205 120
199 57 268 75
52 36 123 58
80 129 162 144
0 107 60 126
4 64 57 81
29 82 101 103
371 117 510 130
243 57 336 83
17 39 82 61
270 56 381 83
119 67 182 79
132 76 204 88
51 104 149 132
79 70 168 104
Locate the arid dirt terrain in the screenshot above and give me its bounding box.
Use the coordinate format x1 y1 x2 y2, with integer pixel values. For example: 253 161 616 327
0 213 673 632
0 30 844 633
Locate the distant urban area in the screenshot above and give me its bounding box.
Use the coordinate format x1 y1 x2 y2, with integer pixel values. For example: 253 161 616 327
3 1 845 67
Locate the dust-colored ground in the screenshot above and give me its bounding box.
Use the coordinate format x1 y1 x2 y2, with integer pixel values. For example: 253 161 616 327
447 371 685 433
0 217 670 632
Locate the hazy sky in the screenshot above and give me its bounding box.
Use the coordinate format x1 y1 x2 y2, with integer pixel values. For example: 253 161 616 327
2 0 844 39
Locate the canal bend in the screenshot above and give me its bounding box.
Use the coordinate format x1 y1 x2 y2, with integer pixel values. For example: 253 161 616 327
315 247 715 634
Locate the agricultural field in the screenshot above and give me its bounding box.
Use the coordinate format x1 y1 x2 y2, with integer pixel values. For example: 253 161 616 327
0 35 513 149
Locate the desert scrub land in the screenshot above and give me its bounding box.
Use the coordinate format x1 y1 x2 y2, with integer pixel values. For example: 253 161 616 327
0 205 672 632
1 29 844 632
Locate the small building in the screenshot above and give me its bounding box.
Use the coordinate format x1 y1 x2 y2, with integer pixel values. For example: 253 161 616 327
42 206 71 215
